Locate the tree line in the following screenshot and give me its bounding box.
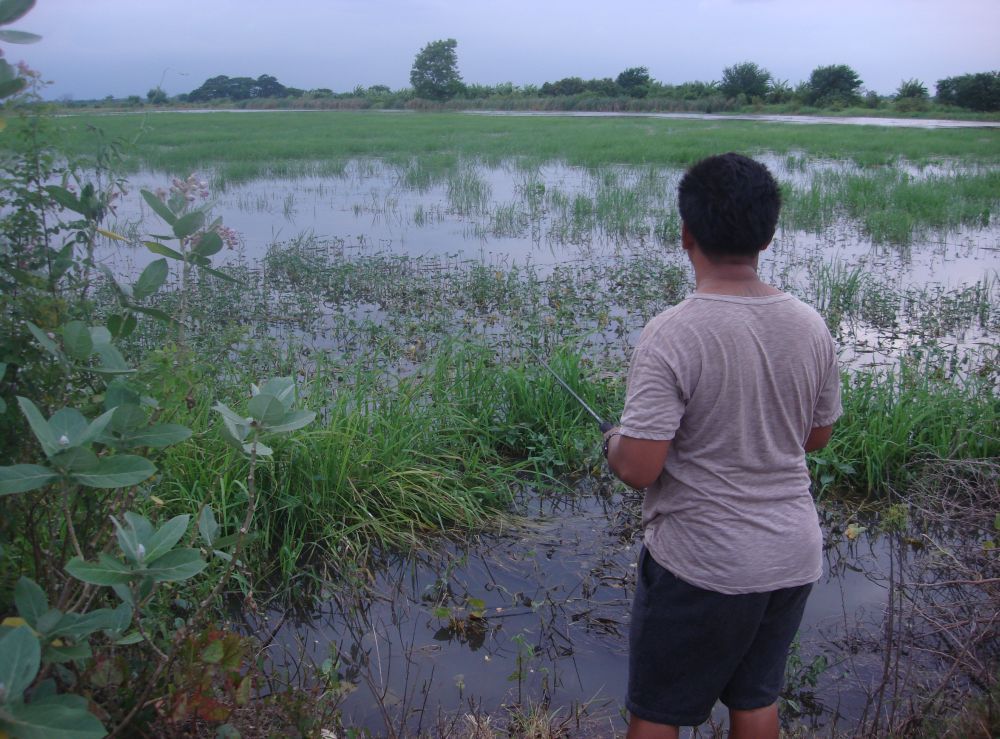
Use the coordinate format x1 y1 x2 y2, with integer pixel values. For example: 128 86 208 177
134 40 998 113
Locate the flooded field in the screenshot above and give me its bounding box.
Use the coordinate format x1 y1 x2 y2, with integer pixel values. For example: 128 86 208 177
91 142 998 735
105 155 998 377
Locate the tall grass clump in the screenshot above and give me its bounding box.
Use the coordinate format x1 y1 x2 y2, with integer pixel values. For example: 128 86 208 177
159 342 620 584
784 167 999 244
812 359 999 496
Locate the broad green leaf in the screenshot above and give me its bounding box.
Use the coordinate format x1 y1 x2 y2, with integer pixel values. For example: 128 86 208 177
44 641 92 663
108 404 147 433
16 396 59 457
47 408 88 448
257 377 295 408
198 506 220 547
266 409 316 434
0 29 40 43
96 264 129 300
0 464 58 495
43 185 85 215
30 678 57 701
35 608 62 635
93 343 130 373
1 696 107 739
104 381 140 410
213 401 249 426
242 441 272 456
140 189 177 226
126 303 177 324
144 547 207 582
66 553 133 585
14 577 48 628
132 258 168 301
88 326 112 347
0 625 40 701
114 632 144 646
126 423 191 449
0 0 35 26
110 582 133 606
55 608 120 639
49 447 98 474
110 515 143 563
201 639 224 664
25 321 64 361
71 455 155 489
0 73 25 98
61 321 92 360
172 210 205 239
123 512 154 542
200 264 239 284
106 314 124 336
142 240 183 260
80 407 116 446
143 514 190 564
120 314 138 337
248 393 286 425
192 231 222 257
103 603 133 639
219 418 248 450
48 244 75 284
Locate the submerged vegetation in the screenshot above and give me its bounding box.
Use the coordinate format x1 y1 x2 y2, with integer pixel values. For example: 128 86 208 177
1 94 997 736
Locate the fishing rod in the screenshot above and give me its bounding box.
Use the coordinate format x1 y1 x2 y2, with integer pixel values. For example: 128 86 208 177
527 347 614 434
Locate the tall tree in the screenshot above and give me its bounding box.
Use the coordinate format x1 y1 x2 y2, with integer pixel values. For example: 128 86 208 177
410 38 464 101
719 62 771 101
616 66 651 98
806 64 863 107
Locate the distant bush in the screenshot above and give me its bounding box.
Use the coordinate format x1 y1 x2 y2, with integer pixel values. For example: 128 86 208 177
720 61 772 102
806 64 864 107
935 71 1000 111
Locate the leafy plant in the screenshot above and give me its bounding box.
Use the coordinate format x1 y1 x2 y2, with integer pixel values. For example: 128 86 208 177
0 625 106 738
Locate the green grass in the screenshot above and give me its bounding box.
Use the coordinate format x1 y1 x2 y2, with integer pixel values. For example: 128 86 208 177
33 111 1000 186
153 341 622 584
812 362 999 497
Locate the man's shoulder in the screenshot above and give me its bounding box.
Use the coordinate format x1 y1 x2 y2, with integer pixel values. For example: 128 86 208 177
641 298 698 336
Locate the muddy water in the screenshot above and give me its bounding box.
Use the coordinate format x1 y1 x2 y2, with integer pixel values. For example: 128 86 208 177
252 486 909 735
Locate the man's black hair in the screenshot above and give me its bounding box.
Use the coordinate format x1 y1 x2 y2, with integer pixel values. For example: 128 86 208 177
677 152 781 259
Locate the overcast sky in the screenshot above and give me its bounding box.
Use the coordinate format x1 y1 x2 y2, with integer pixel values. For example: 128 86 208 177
10 0 1000 100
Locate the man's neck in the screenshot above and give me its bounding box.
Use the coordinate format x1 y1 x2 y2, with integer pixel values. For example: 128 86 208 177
692 257 780 298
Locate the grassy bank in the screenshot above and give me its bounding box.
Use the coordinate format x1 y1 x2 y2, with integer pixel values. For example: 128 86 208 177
35 111 1000 184
136 319 997 588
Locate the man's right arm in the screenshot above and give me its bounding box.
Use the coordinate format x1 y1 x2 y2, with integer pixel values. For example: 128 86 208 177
804 424 834 453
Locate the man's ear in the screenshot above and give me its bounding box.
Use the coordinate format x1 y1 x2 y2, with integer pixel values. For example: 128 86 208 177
681 222 695 251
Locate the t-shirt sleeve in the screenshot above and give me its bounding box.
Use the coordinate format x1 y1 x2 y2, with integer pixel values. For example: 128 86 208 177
619 340 685 441
812 337 843 428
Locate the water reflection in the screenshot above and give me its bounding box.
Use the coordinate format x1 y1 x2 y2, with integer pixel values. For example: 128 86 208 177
251 484 983 736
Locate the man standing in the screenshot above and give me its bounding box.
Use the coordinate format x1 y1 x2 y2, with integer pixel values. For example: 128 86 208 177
603 153 842 739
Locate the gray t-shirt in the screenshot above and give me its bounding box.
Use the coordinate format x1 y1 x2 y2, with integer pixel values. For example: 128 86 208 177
620 293 842 594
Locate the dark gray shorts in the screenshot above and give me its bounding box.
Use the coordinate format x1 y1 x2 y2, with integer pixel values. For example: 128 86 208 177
627 546 812 727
